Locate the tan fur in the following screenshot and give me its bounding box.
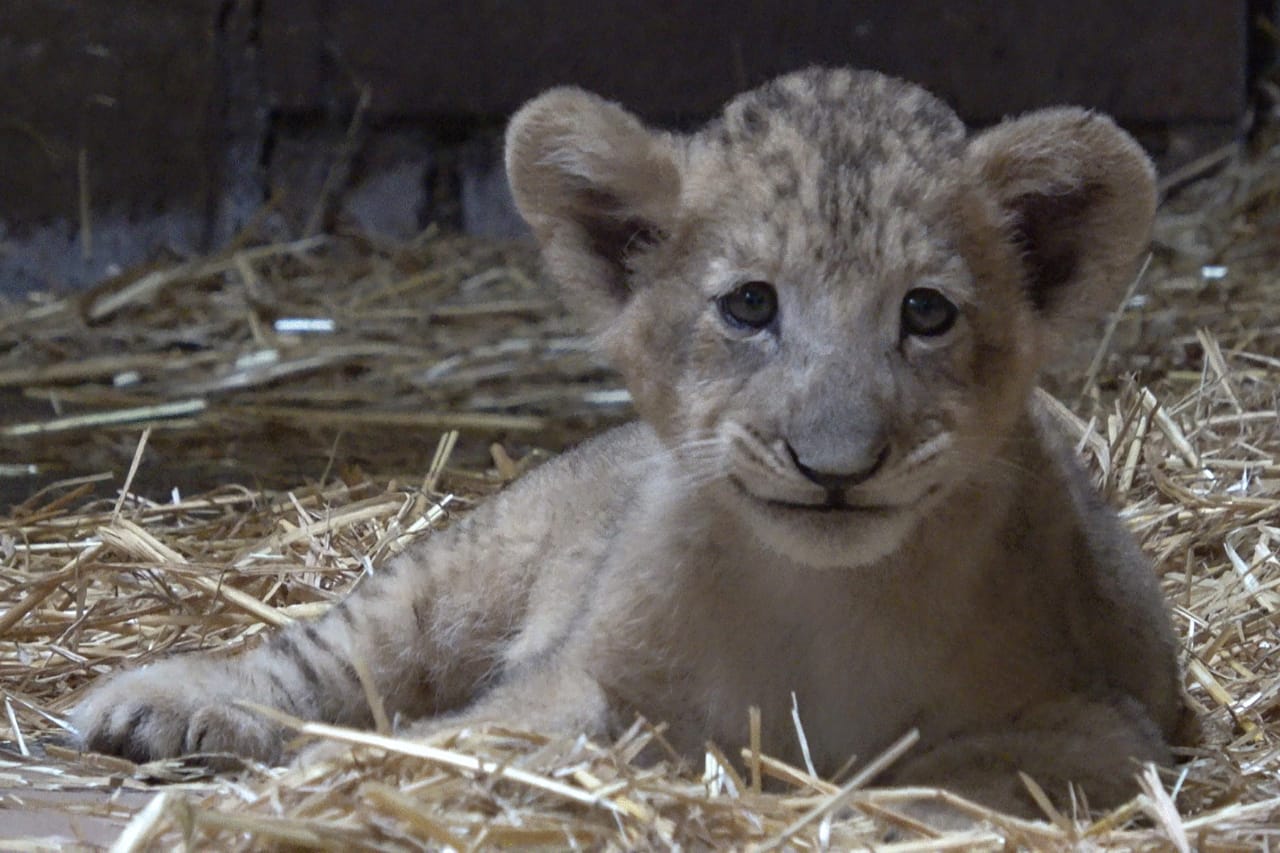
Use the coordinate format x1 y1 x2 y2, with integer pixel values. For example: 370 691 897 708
71 68 1187 817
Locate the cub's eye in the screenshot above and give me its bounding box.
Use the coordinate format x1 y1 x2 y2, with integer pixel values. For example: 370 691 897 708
717 281 778 330
901 287 958 337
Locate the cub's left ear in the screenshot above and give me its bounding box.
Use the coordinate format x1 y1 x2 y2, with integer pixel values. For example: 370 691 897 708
967 108 1156 327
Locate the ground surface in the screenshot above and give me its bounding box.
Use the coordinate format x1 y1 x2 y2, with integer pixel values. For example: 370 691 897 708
1 139 1279 848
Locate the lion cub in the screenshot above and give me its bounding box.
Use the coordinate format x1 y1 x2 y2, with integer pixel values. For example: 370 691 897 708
73 68 1185 815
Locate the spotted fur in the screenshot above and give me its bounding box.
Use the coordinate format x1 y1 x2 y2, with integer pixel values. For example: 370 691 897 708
72 69 1188 818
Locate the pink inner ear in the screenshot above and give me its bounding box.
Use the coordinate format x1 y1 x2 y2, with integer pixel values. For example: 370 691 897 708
1008 183 1101 312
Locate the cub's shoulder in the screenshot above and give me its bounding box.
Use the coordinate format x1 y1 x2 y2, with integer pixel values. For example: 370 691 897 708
464 421 660 526
509 420 658 498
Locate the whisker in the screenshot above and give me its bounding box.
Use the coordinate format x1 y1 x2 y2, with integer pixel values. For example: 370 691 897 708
900 433 953 469
624 438 724 473
661 474 724 498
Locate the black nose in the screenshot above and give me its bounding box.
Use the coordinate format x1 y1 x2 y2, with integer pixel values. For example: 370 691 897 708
786 443 889 490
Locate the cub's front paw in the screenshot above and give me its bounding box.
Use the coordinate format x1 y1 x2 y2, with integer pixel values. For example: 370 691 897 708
71 662 285 764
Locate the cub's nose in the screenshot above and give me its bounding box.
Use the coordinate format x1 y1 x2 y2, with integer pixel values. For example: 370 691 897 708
785 442 888 490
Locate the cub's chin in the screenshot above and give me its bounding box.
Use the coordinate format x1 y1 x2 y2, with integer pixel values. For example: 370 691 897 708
718 478 924 570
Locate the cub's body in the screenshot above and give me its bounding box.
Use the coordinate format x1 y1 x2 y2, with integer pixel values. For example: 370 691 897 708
73 69 1185 815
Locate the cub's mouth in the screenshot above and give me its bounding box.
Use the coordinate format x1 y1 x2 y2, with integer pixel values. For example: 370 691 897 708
726 475 896 516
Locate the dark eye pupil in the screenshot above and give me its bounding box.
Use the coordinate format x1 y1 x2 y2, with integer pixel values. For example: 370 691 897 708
719 281 778 329
901 288 957 337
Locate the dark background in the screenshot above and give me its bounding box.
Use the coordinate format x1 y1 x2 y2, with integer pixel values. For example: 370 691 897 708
0 1 1258 295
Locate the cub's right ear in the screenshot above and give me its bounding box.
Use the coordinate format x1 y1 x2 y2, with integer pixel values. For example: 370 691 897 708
505 89 681 335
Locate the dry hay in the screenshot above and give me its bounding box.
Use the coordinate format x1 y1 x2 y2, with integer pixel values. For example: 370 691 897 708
2 136 1280 850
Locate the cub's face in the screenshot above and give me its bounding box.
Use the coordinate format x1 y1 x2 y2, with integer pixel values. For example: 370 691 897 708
507 69 1155 568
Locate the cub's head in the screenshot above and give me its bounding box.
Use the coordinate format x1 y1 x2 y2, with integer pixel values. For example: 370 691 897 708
506 68 1155 568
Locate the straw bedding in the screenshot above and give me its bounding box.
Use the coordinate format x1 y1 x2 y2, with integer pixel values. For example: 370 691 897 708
2 138 1279 850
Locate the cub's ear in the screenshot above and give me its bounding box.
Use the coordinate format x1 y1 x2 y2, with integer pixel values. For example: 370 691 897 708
967 108 1156 331
505 88 681 334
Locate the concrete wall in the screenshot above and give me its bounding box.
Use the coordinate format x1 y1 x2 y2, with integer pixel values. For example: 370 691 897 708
0 1 1250 294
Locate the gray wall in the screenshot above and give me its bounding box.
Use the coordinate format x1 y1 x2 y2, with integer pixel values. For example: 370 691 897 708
0 1 1249 294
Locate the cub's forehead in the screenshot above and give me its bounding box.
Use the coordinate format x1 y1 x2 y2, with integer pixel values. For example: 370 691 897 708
712 69 965 157
690 69 966 204
682 69 970 279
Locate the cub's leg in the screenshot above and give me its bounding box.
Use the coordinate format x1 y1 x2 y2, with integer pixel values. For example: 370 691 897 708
71 426 641 764
343 656 611 753
70 468 603 764
883 694 1172 820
